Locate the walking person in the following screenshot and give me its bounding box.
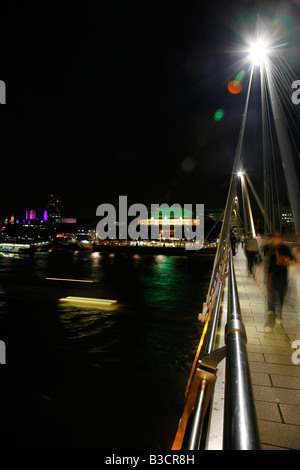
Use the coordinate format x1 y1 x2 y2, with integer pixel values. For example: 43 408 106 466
230 231 237 256
289 244 300 314
264 231 294 332
261 235 270 257
241 234 245 249
245 236 259 276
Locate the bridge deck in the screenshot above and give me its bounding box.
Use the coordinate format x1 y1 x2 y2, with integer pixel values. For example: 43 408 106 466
206 247 300 450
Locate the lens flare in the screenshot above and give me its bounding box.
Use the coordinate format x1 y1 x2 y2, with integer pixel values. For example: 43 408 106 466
235 70 245 83
228 80 242 94
213 109 225 121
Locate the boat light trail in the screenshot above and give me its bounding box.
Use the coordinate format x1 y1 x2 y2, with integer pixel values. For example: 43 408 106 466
46 277 93 283
59 296 117 306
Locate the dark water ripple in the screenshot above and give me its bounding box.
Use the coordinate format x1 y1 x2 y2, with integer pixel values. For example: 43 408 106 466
0 250 214 449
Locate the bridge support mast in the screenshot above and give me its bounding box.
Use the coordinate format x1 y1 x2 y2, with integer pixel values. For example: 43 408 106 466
265 59 300 239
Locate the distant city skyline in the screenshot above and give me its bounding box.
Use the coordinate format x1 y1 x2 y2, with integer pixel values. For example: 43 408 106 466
1 1 300 223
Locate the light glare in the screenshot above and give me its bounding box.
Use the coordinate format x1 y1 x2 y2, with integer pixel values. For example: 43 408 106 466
249 40 268 66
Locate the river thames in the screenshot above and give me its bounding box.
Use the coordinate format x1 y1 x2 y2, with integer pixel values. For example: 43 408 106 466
0 249 214 449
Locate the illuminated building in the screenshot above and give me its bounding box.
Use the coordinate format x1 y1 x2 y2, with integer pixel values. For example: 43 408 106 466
280 206 295 233
29 209 36 220
24 208 48 224
138 207 200 241
46 194 61 223
55 217 77 224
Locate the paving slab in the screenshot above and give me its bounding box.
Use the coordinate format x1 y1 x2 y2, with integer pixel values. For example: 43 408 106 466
206 249 300 450
233 250 300 450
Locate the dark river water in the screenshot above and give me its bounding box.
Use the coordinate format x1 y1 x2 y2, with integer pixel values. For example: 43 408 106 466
0 249 214 450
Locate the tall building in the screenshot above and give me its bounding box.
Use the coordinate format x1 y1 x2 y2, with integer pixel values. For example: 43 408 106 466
280 206 295 233
47 194 61 223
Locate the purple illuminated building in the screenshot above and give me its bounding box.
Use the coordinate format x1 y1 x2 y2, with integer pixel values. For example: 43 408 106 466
29 210 36 220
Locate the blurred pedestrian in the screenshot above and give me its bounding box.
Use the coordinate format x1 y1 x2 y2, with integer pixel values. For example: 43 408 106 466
289 244 300 314
241 234 245 248
230 231 237 256
245 236 259 276
264 232 293 332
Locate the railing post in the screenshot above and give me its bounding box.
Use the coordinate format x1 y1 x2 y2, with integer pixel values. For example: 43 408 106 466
223 249 260 450
185 346 226 450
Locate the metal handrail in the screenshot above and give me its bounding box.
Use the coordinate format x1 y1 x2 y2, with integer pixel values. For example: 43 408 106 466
172 240 261 450
171 248 228 450
223 249 260 450
185 284 225 449
184 248 228 399
172 246 261 450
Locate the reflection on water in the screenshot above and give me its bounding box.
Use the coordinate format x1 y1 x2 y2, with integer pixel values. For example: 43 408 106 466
58 305 118 340
142 256 193 308
0 250 214 449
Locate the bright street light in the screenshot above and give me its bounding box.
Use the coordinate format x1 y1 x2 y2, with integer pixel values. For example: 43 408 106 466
248 39 268 66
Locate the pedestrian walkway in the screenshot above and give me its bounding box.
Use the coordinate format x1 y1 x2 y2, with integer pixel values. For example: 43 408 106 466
233 248 300 450
205 247 300 450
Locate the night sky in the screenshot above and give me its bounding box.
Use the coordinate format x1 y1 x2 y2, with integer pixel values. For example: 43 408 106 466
2 0 300 221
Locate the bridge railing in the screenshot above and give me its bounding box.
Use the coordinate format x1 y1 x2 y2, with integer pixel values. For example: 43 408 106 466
172 247 260 450
223 249 260 449
171 246 228 450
